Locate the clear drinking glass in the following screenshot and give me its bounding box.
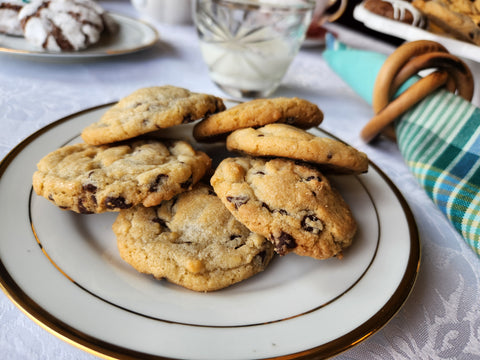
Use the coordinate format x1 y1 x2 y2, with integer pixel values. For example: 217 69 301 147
194 0 315 98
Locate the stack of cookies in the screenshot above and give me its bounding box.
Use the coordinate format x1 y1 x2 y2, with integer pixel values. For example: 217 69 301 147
32 85 369 292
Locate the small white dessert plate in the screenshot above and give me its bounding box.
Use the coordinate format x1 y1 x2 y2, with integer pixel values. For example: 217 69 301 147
0 102 420 359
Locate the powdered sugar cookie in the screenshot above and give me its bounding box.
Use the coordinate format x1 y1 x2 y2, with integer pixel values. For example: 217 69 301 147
19 0 115 51
0 0 27 35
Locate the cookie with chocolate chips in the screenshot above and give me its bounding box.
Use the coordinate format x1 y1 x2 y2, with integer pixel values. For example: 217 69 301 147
193 97 323 142
81 86 226 145
113 183 274 292
226 124 369 174
32 139 211 214
211 157 357 259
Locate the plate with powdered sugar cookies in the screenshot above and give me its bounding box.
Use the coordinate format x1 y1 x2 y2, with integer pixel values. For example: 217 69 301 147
0 11 158 59
0 87 419 359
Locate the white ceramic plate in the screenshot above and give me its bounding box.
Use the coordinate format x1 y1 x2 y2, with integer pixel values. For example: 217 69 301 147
0 13 158 59
353 2 480 63
0 103 420 360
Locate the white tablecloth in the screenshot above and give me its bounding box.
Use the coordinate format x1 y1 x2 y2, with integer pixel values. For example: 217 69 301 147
1 1 479 359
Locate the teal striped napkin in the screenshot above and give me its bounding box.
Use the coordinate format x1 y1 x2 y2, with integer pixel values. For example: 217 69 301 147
324 36 480 257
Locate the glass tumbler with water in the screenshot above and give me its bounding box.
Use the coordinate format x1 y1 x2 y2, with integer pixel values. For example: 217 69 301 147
194 0 315 98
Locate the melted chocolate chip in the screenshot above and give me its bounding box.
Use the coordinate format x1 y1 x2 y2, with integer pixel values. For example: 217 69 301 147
261 202 272 212
83 183 97 192
182 113 194 124
272 232 296 255
78 198 93 214
301 215 323 234
305 176 322 182
105 196 131 210
226 195 249 209
257 250 267 263
230 234 241 240
180 175 193 189
149 174 168 192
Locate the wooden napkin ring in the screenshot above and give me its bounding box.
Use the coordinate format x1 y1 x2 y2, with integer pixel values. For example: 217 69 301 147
361 70 449 143
391 52 474 101
372 40 448 114
361 40 474 143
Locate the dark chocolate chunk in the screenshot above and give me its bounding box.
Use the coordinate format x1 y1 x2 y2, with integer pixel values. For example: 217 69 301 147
82 183 97 192
149 174 169 192
226 195 249 209
272 231 296 255
301 214 323 234
180 175 193 189
257 250 267 263
78 198 93 214
105 196 132 210
182 113 194 123
261 202 272 212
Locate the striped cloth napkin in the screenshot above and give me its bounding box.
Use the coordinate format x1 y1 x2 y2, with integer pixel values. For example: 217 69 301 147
323 36 480 258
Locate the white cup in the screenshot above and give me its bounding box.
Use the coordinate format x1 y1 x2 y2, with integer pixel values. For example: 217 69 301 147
195 0 316 98
131 0 193 24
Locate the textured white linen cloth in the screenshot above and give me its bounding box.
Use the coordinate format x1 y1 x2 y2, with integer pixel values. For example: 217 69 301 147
0 1 479 359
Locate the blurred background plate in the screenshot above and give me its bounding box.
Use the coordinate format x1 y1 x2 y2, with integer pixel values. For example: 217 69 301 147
0 13 158 59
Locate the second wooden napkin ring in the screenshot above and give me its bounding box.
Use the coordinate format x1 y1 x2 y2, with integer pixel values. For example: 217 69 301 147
361 40 474 143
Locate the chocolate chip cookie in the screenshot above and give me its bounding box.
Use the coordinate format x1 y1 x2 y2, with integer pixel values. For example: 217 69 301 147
211 157 357 259
32 139 211 213
226 124 369 174
193 97 323 142
114 184 274 292
81 86 226 145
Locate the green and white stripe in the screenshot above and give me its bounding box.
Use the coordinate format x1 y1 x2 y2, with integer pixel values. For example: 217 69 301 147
396 90 480 257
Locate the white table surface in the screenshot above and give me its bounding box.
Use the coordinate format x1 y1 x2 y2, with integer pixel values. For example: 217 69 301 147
1 1 479 359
